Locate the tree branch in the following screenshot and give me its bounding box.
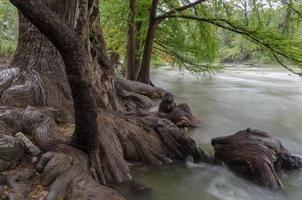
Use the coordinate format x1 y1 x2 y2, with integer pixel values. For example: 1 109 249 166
159 14 302 76
156 0 206 20
9 0 80 57
272 52 302 76
286 1 302 18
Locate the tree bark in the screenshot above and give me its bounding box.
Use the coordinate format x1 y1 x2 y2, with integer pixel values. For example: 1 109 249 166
137 0 206 85
3 0 203 198
126 0 137 80
138 0 159 85
1 0 76 113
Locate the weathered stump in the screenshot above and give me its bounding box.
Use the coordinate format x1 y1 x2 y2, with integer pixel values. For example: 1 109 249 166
212 128 302 190
157 93 200 127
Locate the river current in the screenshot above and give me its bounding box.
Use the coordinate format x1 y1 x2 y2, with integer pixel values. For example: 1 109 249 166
123 66 302 200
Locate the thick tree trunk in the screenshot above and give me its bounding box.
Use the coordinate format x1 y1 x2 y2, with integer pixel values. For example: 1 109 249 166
137 0 159 85
126 0 137 80
134 22 143 79
138 23 157 85
1 1 76 113
3 0 204 198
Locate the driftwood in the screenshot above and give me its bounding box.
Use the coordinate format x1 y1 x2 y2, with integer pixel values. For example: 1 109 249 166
212 128 302 190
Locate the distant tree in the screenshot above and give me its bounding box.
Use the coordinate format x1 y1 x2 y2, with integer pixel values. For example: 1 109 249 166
102 0 302 85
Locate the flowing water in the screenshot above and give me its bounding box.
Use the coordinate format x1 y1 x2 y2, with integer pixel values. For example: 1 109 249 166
122 66 302 200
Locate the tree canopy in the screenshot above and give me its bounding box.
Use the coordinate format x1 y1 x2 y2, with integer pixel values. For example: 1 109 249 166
100 0 302 75
1 0 302 74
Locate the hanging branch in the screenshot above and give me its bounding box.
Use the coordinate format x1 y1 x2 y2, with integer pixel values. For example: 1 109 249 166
155 14 302 76
285 1 302 18
156 0 207 21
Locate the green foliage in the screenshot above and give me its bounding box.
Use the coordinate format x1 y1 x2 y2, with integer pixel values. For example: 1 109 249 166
100 0 128 56
100 0 221 73
155 17 219 73
0 0 17 56
213 0 302 67
2 0 302 75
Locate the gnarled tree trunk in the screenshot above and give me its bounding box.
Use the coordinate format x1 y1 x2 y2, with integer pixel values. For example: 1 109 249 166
1 1 301 198
3 0 203 199
1 1 75 113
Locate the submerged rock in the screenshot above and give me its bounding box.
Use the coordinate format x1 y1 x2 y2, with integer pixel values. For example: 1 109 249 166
130 181 153 195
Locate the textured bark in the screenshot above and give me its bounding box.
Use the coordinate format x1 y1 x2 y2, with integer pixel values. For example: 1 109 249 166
157 93 200 127
0 0 207 199
117 78 166 98
0 134 25 171
6 169 34 200
137 0 206 85
9 0 203 188
212 128 302 190
0 104 203 199
137 0 159 85
126 0 137 80
1 1 76 113
21 107 125 200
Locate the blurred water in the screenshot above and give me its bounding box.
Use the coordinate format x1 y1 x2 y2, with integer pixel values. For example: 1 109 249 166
123 66 302 200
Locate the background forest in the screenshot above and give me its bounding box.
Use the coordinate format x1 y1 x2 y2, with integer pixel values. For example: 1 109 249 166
1 0 302 70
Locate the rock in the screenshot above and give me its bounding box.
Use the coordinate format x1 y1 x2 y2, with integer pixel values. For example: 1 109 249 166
15 132 41 156
0 134 25 172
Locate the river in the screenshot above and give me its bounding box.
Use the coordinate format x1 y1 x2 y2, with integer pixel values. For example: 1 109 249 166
122 66 302 200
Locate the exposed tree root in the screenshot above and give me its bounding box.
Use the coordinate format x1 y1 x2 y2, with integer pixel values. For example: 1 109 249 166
117 78 166 98
0 77 204 199
157 92 200 127
0 168 35 199
86 108 204 184
212 128 302 190
117 86 155 112
0 134 25 172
